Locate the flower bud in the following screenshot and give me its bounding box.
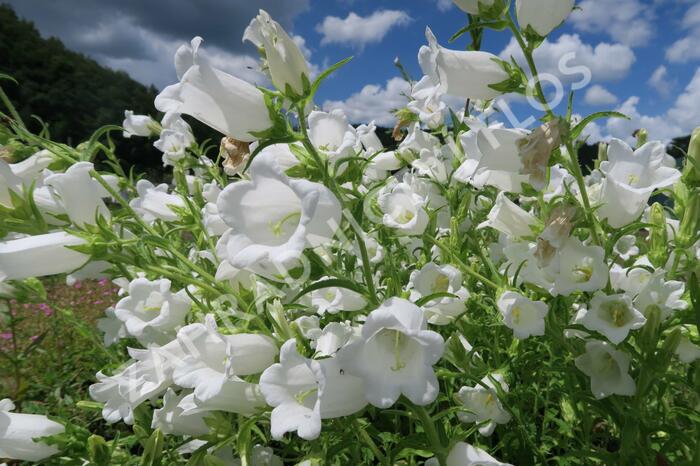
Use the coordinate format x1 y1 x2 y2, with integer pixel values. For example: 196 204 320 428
243 10 311 96
677 192 700 248
516 0 575 37
682 127 700 187
638 305 661 352
634 128 648 148
648 203 668 268
659 328 683 368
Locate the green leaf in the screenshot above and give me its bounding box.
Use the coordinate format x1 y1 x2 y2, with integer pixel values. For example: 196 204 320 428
88 434 112 465
139 429 164 466
308 57 353 101
415 292 459 307
571 111 629 140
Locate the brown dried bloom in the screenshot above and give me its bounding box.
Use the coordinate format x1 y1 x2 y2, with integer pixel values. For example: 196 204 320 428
518 119 563 189
221 137 251 176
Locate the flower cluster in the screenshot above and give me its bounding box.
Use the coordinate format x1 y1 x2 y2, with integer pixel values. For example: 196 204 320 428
1 2 699 465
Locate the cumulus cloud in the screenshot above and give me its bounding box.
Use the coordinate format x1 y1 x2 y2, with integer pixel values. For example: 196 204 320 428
584 85 618 106
435 0 454 12
316 10 411 49
500 34 636 85
591 68 700 143
569 0 654 47
666 3 700 63
4 0 310 89
322 77 410 126
647 65 674 96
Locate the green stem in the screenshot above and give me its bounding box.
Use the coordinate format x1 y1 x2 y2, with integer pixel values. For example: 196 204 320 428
355 420 387 464
506 14 554 119
0 84 25 128
565 141 603 246
424 236 500 290
411 405 446 465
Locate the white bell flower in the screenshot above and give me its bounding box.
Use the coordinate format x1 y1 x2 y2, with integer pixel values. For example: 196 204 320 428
427 441 513 466
551 237 608 296
231 445 283 466
310 282 367 315
89 340 185 424
453 0 496 15
398 122 440 158
155 37 272 142
0 399 65 462
633 270 687 320
122 110 158 138
613 235 640 261
579 293 646 344
243 9 310 95
217 152 341 279
419 28 508 101
676 327 700 364
8 149 54 187
44 161 110 227
312 322 356 357
151 389 209 436
408 262 469 325
516 0 575 37
377 181 429 236
497 291 548 340
601 139 681 194
609 257 654 296
97 306 128 347
260 340 366 440
173 316 277 413
0 231 89 281
478 192 539 240
114 277 191 346
130 179 185 223
307 110 360 164
457 374 512 436
336 298 445 408
574 340 636 399
543 164 575 201
356 120 384 153
408 76 446 129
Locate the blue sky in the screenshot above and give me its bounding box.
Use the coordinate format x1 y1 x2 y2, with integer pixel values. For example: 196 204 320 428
6 0 700 142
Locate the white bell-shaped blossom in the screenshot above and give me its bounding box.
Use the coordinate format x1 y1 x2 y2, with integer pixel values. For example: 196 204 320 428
89 340 185 424
551 237 608 296
427 442 513 466
633 270 687 320
574 340 635 399
478 192 538 240
113 277 191 346
497 291 548 339
310 282 367 315
676 327 700 364
130 179 185 223
243 9 310 95
356 120 384 153
419 28 508 100
0 399 65 462
97 306 128 347
0 231 89 281
260 340 366 440
453 0 495 15
151 389 209 436
155 37 272 142
172 316 276 414
613 235 639 261
516 0 575 37
377 181 429 236
408 262 469 325
217 152 341 279
307 110 360 163
337 298 445 408
578 292 646 344
122 110 158 138
408 76 446 129
45 162 110 227
457 374 512 436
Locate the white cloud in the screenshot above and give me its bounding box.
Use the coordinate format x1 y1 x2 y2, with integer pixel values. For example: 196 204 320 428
648 65 673 96
666 3 700 63
436 0 453 12
599 68 700 143
322 77 410 126
570 0 654 47
584 85 618 105
316 10 411 49
499 34 636 83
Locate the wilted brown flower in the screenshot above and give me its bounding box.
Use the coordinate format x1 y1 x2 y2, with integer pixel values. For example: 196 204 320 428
221 137 251 176
518 119 563 189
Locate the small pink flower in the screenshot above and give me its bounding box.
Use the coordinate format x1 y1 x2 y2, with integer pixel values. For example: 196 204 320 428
0 333 13 340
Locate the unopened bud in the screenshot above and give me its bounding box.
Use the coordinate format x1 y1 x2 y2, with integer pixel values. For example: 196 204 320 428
634 128 648 148
659 328 683 367
639 305 661 352
648 203 668 268
221 137 250 176
682 127 700 187
677 192 700 248
594 142 607 170
518 119 564 189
